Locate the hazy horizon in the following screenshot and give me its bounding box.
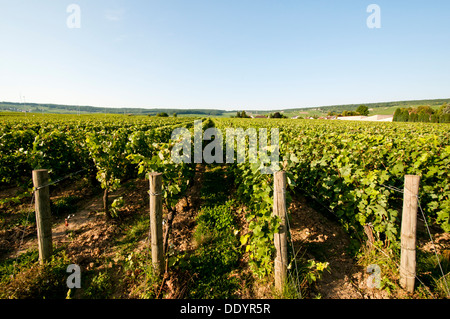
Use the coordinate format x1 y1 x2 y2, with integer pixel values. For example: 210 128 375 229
3 97 449 114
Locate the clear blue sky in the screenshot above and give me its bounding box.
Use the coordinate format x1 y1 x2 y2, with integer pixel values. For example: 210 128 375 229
1 0 449 110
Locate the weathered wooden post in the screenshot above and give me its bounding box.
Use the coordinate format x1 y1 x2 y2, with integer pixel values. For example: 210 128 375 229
32 169 53 264
273 170 288 293
149 172 164 275
399 175 420 293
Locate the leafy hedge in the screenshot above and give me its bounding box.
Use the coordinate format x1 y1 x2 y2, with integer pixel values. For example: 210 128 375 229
279 121 450 248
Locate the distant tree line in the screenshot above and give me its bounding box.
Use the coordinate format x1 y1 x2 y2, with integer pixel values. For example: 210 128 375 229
393 103 450 123
0 102 226 116
234 111 250 118
327 105 370 117
267 112 288 118
314 98 450 114
232 111 289 119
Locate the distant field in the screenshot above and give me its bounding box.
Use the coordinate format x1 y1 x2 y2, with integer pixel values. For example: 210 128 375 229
1 98 449 118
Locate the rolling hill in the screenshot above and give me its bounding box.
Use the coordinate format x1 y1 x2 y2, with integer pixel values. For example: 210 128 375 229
1 98 449 117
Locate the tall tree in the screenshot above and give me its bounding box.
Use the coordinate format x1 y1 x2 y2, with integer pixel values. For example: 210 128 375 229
356 105 369 116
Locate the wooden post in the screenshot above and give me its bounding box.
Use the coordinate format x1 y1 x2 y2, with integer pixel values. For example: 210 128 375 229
399 175 420 293
273 171 288 293
32 169 53 264
149 172 164 275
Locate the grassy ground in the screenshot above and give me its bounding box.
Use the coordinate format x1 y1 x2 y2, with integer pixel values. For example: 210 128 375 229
175 165 241 298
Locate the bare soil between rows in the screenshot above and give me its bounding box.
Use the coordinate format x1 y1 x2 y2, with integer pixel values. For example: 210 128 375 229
1 167 448 299
288 195 388 298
